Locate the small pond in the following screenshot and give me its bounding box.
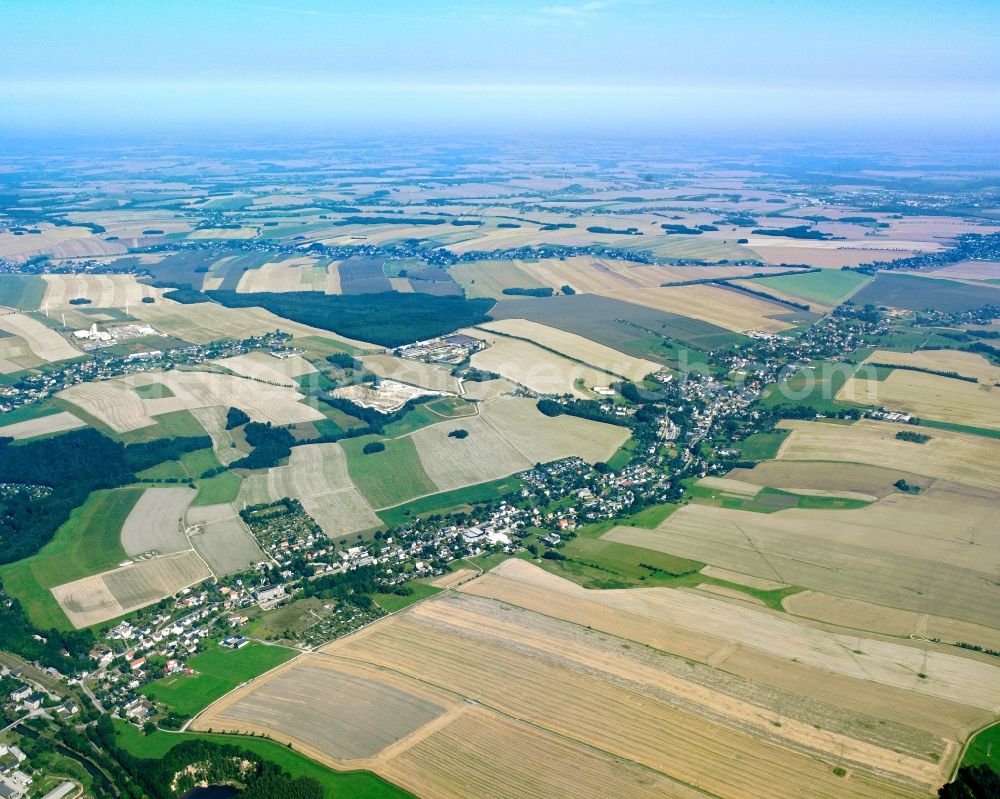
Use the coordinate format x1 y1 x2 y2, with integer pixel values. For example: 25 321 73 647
180 787 240 799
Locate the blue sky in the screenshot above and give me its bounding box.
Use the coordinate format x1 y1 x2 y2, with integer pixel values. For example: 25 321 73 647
3 0 998 135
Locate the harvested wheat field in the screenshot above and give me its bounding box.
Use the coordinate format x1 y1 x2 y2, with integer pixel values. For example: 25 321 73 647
40 273 160 308
0 410 86 440
464 329 617 396
477 318 659 381
234 258 327 293
838 370 1000 431
783 591 1000 652
606 484 1000 629
188 405 249 464
606 284 796 333
186 503 265 575
860 349 1000 385
120 486 196 556
51 550 211 628
429 569 477 589
728 460 932 498
195 571 947 798
0 311 81 363
410 414 531 491
478 395 629 465
361 355 461 393
240 444 381 536
212 351 317 387
775 419 1000 491
131 300 373 349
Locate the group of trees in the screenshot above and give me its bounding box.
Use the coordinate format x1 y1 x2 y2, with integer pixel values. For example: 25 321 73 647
0 428 209 563
231 422 295 470
208 290 493 348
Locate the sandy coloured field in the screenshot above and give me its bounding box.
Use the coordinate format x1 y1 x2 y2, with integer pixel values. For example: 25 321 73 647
239 444 381 537
198 572 940 797
131 300 375 350
459 376 516 400
839 371 1000 430
728 460 932 498
783 591 1000 652
58 369 324 433
464 328 617 396
410 414 531 492
478 395 629 465
477 318 659 380
186 503 266 575
926 261 1000 281
605 284 796 333
0 226 96 261
120 486 196 556
40 274 160 309
606 483 1000 629
361 355 461 393
0 410 86 440
198 657 453 760
51 550 211 629
188 405 249 465
696 476 763 496
776 419 1000 491
212 351 317 387
234 258 328 293
428 569 477 589
861 349 1000 385
0 311 82 364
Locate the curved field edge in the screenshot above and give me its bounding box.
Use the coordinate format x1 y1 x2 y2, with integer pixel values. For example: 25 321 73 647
113 720 417 799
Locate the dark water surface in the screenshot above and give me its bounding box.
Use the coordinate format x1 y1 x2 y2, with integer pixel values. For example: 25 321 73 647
180 787 240 799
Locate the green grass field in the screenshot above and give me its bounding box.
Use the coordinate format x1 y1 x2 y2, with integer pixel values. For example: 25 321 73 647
192 470 243 505
735 430 790 460
116 409 207 444
373 581 442 612
748 270 871 306
114 721 415 799
0 274 46 310
376 475 522 528
761 359 865 413
136 460 189 480
917 418 1000 440
0 400 63 430
0 486 144 629
341 435 436 508
963 721 1000 772
142 641 296 717
688 484 870 513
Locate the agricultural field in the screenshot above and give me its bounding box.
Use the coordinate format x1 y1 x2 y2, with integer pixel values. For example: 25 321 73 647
0 409 85 439
51 549 212 629
193 564 981 798
0 310 82 369
490 293 745 353
838 369 1000 431
144 640 296 718
234 257 330 293
476 318 660 380
0 486 144 629
851 273 1000 313
775 419 1000 490
733 269 872 307
463 328 618 396
58 369 325 433
606 284 798 334
120 486 196 556
212 350 317 387
607 483 1000 628
40 273 162 308
859 348 1000 385
130 299 375 349
240 443 382 536
0 274 46 310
